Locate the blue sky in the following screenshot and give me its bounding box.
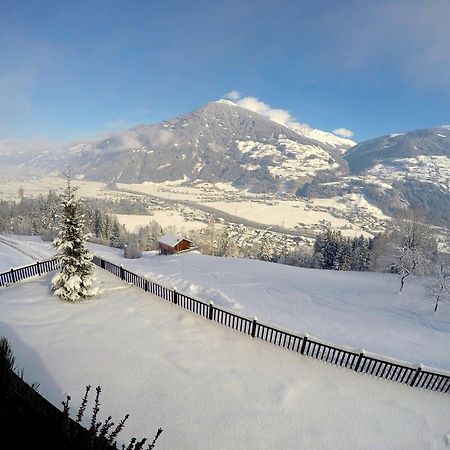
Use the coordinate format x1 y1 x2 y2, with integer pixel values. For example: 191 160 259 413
1 0 450 144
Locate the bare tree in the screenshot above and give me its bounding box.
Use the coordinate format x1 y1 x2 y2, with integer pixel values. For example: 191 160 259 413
385 211 437 292
427 261 450 312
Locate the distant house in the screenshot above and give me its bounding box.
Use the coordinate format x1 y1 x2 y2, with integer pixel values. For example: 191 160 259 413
157 234 192 255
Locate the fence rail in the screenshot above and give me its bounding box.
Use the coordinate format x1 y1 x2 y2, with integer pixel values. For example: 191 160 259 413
3 255 450 395
91 255 450 396
0 259 60 287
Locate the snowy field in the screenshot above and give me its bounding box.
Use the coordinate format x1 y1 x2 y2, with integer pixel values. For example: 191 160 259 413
0 175 387 237
0 175 121 200
0 239 35 271
90 246 450 371
2 235 450 372
116 212 206 233
1 269 450 449
117 180 387 236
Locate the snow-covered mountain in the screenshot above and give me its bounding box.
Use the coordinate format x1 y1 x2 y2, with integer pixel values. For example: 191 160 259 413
2 102 448 226
26 100 352 193
290 125 355 153
339 127 450 225
344 126 450 190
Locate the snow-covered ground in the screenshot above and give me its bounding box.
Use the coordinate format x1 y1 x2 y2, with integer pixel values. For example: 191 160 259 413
0 239 35 271
116 211 206 233
0 175 387 238
116 180 387 236
0 175 122 200
2 235 450 371
1 269 450 449
90 246 450 371
366 155 450 190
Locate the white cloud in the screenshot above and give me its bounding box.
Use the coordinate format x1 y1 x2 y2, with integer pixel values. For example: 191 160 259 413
333 128 354 138
0 136 61 155
224 90 241 101
234 95 310 131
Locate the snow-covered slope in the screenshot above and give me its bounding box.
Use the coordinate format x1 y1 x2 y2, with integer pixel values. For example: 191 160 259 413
3 235 449 370
0 240 35 271
300 126 450 226
292 125 356 153
345 126 450 174
1 269 450 449
23 101 349 193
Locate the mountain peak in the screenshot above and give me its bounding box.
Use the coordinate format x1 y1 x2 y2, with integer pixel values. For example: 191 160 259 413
215 99 237 106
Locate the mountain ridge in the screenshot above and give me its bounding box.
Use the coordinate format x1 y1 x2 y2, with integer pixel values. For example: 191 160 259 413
25 100 352 193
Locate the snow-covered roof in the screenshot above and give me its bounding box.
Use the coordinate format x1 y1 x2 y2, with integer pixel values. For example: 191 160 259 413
158 234 190 247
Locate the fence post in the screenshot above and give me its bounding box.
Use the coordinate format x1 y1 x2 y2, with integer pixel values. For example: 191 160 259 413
410 365 423 387
10 268 15 283
251 317 258 337
300 333 309 355
208 301 214 320
120 265 124 281
36 261 41 276
144 275 148 292
173 288 178 305
354 350 365 372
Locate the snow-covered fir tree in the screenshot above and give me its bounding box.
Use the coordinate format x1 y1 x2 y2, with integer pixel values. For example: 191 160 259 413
258 232 273 262
109 219 123 248
217 226 238 257
351 235 371 271
52 177 98 302
313 228 372 272
203 216 219 256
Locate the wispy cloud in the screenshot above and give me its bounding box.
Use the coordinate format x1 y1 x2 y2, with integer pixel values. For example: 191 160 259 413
333 128 354 138
225 92 355 142
224 90 241 101
321 0 450 91
229 93 311 131
0 135 63 155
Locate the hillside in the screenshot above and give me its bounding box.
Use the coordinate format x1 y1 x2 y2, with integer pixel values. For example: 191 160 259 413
20 100 352 193
345 126 450 175
2 236 449 370
298 126 450 226
1 255 450 449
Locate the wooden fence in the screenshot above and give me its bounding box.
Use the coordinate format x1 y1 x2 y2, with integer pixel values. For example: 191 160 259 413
91 255 450 395
0 259 60 287
2 255 450 395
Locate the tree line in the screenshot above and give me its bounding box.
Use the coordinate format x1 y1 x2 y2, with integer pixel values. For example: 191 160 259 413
0 191 163 251
1 188 448 311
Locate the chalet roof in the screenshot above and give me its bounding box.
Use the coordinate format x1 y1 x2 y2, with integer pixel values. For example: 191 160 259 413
157 234 191 248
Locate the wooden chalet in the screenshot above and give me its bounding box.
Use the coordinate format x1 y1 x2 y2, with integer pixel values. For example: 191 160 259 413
157 234 192 255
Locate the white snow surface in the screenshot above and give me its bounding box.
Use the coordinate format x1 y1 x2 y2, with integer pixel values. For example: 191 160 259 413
2 235 449 371
158 233 187 247
90 246 450 371
0 239 35 271
1 268 450 449
366 155 450 190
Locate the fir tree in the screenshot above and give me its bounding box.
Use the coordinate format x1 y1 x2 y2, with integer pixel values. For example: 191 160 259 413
203 216 219 256
52 178 98 302
217 226 238 257
258 232 273 262
94 209 106 238
109 219 123 248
